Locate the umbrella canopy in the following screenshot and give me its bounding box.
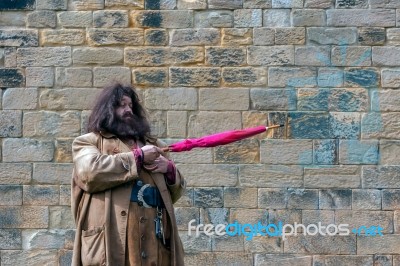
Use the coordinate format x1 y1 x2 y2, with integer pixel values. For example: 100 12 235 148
163 124 283 152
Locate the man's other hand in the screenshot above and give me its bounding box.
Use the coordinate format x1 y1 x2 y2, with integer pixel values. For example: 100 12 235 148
141 145 163 164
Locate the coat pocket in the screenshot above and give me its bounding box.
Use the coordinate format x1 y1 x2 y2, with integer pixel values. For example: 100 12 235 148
81 226 106 266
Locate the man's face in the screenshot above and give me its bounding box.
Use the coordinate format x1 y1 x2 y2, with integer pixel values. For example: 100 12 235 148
115 95 133 123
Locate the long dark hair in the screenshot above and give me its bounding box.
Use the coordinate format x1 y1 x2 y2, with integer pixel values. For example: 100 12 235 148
87 83 151 142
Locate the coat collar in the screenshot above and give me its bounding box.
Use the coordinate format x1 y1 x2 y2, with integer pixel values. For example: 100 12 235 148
98 131 157 144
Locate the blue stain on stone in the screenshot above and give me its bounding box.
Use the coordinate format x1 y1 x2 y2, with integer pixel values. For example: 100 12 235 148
345 68 379 87
314 139 338 165
329 114 360 139
287 76 317 87
142 12 163 27
337 90 361 112
340 140 379 164
361 112 384 135
145 0 160 9
289 112 331 139
0 0 35 10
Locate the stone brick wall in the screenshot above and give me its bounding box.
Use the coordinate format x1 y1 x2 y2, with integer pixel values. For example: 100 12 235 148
1 0 400 265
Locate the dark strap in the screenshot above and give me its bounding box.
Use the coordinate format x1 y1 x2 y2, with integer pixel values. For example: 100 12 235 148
130 180 165 208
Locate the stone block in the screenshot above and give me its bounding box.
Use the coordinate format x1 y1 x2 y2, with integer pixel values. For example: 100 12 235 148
370 0 400 8
234 9 262 28
248 46 294 66
275 27 305 45
57 11 92 27
133 67 168 87
313 139 338 165
147 110 167 138
59 185 71 206
269 67 316 87
177 0 206 9
255 254 311 266
222 67 267 86
0 68 25 87
318 68 343 87
0 164 32 185
0 29 38 47
358 235 400 254
23 111 80 137
373 47 400 66
212 233 244 252
93 10 128 27
0 185 22 205
239 165 303 187
352 189 381 210
27 10 56 28
56 67 92 87
288 112 330 139
329 88 368 112
185 252 253 266
93 67 131 87
106 0 144 8
374 255 394 266
268 209 302 225
313 255 373 265
0 229 21 249
336 210 393 233
273 0 303 7
88 28 143 46
3 138 54 162
224 187 257 208
222 28 252 46
331 46 371 66
194 188 223 208
230 208 268 224
260 139 312 164
125 47 203 66
363 166 400 188
298 88 329 111
131 10 193 28
304 165 360 188
214 139 259 164
0 110 22 137
179 231 212 253
320 189 352 209
2 88 37 110
194 10 233 28
358 27 385 45
305 0 333 7
244 0 272 8
286 235 356 254
308 27 357 45
382 190 400 210
17 47 71 67
208 0 243 9
253 27 274 45
26 67 54 87
0 0 35 10
144 88 197 110
336 0 368 8
295 46 330 66
174 207 199 230
4 47 17 67
73 47 123 65
170 67 220 87
200 88 249 110
0 206 48 228
41 29 85 45
144 29 168 45
0 12 26 26
339 140 379 164
327 9 396 27
1 250 58 265
259 188 318 209
263 9 290 27
302 210 334 226
362 112 400 139
188 111 241 137
292 9 326 26
70 0 104 10
382 69 400 88
396 212 400 234
206 47 246 66
33 163 73 185
50 206 75 229
23 185 59 205
37 0 67 10
22 229 73 249
244 236 281 253
171 28 220 46
55 138 73 163
330 112 360 139
380 140 400 165
372 90 400 112
177 164 237 186
344 67 379 88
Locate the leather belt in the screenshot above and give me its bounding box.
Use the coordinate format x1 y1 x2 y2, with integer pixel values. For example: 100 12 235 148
130 180 165 208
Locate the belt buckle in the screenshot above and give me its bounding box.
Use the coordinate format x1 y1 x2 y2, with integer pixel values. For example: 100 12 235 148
137 184 152 208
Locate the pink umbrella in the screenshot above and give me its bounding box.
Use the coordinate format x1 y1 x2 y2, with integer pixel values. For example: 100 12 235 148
162 124 284 152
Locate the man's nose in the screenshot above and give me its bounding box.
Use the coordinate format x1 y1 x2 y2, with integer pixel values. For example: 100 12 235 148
124 106 133 114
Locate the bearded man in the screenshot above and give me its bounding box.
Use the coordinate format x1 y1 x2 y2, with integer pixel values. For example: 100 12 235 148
71 83 186 266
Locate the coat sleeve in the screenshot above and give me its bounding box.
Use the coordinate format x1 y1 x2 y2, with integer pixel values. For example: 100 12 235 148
72 133 138 193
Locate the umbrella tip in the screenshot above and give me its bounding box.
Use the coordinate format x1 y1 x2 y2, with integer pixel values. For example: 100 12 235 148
279 124 285 127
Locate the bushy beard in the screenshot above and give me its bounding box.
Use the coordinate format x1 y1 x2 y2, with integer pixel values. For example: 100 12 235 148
106 113 151 140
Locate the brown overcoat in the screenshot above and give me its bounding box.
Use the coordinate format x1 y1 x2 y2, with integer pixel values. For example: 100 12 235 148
71 131 186 266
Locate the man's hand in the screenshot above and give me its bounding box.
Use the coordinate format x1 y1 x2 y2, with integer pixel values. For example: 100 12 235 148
141 145 163 164
143 155 169 173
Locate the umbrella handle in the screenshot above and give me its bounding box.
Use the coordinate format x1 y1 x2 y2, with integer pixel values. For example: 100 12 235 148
162 147 169 152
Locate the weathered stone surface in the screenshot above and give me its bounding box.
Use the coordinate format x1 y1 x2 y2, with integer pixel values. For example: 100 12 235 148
0 229 21 249
382 189 400 210
329 88 368 112
0 29 38 47
229 208 268 224
4 47 17 67
292 9 326 26
253 27 274 45
370 0 400 8
272 0 302 7
248 46 294 66
144 29 168 45
57 11 92 27
255 254 311 266
304 166 360 188
0 185 22 205
37 0 67 10
147 110 167 137
170 67 220 87
93 10 128 27
0 0 35 10
105 0 144 8
297 88 329 111
88 28 143 46
55 138 73 163
71 0 104 10
304 0 332 7
263 9 290 27
336 210 393 233
50 206 75 229
289 112 331 139
174 207 199 230
241 111 268 138
295 46 330 66
339 140 379 165
286 235 356 254
363 166 400 188
0 68 25 87
314 255 373 265
362 112 400 139
302 210 334 226
200 88 249 110
131 10 193 28
344 68 379 88
212 233 244 252
59 185 71 206
17 47 71 67
33 163 73 185
0 12 26 26
331 46 371 66
239 165 303 187
214 139 259 164
358 27 385 45
224 187 257 208
313 139 338 165
372 90 400 112
382 68 400 88
177 164 237 186
179 231 212 253
0 164 32 185
93 67 131 87
194 188 223 207
318 68 343 87
358 235 400 254
23 185 59 205
195 10 233 28
188 111 241 137
244 235 281 253
373 47 400 66
1 250 58 265
177 0 206 9
3 139 54 162
352 189 381 210
56 67 92 87
320 189 352 209
269 67 316 87
0 110 22 137
2 88 37 110
222 67 267 86
243 0 272 8
173 187 193 207
22 229 72 250
73 47 123 65
222 28 252 46
330 112 360 139
144 88 197 110
336 0 368 8
41 29 85 45
327 9 396 27
171 28 220 46
208 0 243 9
380 141 400 165
133 67 167 86
26 67 54 87
308 27 357 45
125 47 203 66
24 111 80 137
268 209 302 225
27 11 57 28
260 139 312 164
0 206 48 228
234 9 262 28
185 252 253 266
259 188 318 209
275 27 305 45
206 47 246 66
